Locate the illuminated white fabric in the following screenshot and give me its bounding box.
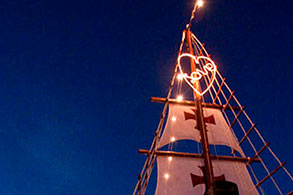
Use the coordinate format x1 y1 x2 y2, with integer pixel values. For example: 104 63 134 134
158 104 243 155
155 156 258 195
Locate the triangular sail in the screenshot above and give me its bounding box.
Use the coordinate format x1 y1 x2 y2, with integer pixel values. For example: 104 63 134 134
156 156 259 195
158 104 244 155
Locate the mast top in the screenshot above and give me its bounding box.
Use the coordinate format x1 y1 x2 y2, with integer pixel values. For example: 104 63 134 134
187 0 204 30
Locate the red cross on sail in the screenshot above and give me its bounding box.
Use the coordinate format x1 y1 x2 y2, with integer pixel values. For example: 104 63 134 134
155 156 259 195
184 108 216 129
158 104 243 155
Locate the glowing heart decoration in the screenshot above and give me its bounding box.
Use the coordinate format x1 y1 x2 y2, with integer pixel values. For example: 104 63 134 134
178 53 217 96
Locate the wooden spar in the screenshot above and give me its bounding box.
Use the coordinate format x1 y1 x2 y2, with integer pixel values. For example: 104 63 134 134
229 106 245 128
150 97 241 110
223 91 235 111
239 123 256 145
247 142 270 165
213 78 226 104
138 149 261 163
255 162 286 188
185 28 215 194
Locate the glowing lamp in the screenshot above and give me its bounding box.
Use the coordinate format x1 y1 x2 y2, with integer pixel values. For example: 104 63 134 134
164 173 169 179
176 95 183 102
171 137 176 142
171 116 176 122
168 156 173 162
177 74 183 80
197 0 204 7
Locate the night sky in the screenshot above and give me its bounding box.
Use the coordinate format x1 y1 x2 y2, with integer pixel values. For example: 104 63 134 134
0 0 292 194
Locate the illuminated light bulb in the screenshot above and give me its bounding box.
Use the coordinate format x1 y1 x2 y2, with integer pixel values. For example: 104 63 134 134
164 173 169 179
171 116 176 122
177 74 183 81
171 137 176 142
168 156 173 162
176 95 183 102
197 0 204 7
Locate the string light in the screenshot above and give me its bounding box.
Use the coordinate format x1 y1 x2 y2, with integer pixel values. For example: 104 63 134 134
176 95 183 102
197 0 204 7
177 53 217 96
177 74 184 81
171 116 176 122
168 156 173 162
164 173 169 179
171 137 176 142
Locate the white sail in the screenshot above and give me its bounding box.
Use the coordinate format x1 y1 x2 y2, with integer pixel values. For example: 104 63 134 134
158 104 243 155
155 156 259 195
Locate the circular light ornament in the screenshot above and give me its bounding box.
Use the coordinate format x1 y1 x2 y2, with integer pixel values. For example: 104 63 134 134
177 53 217 96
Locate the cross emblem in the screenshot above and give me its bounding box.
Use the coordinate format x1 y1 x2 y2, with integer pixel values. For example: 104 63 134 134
190 166 225 193
184 109 216 129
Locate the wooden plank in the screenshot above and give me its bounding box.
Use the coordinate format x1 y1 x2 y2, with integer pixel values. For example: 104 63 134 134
150 97 240 111
138 149 260 163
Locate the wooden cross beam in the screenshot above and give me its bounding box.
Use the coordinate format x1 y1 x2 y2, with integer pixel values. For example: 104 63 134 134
151 97 240 111
138 149 261 163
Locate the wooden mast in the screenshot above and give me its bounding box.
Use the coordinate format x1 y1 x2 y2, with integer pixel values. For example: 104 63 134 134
185 27 215 194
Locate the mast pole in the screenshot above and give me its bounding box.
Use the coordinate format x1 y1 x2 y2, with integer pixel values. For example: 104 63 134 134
185 27 215 194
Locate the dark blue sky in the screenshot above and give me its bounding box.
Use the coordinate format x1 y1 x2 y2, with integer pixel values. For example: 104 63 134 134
0 0 292 194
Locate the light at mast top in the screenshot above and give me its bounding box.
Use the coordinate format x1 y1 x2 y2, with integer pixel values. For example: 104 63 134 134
197 0 204 7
